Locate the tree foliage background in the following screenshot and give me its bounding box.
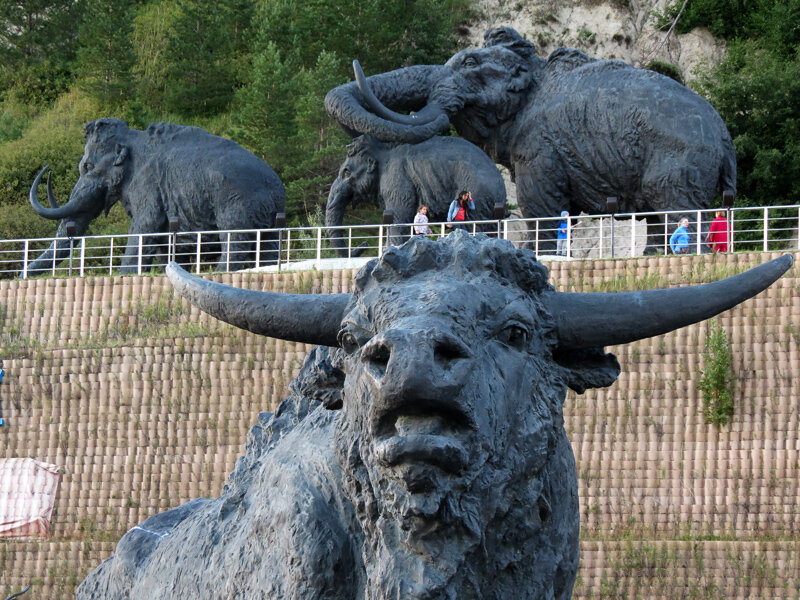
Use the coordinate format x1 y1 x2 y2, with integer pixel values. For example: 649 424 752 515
0 0 798 242
661 0 800 207
0 0 471 239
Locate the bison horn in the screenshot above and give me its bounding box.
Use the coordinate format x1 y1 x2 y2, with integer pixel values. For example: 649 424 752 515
547 254 793 350
353 60 448 127
29 166 79 220
166 262 350 347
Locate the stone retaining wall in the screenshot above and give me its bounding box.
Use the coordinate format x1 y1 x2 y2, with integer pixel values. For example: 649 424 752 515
1 252 797 598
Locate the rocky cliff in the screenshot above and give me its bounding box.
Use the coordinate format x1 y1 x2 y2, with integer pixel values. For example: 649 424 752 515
464 0 725 82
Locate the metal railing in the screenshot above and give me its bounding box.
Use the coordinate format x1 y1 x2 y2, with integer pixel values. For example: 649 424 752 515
2 205 798 278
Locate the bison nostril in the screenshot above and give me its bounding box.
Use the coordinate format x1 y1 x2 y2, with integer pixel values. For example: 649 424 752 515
363 341 391 379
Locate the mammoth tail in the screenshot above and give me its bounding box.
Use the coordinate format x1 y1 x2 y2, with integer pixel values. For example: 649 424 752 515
719 131 737 197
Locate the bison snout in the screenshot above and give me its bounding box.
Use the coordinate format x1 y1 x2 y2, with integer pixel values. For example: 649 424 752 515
362 328 471 386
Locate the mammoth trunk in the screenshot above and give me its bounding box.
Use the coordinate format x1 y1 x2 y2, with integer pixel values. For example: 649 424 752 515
22 217 90 277
325 188 354 258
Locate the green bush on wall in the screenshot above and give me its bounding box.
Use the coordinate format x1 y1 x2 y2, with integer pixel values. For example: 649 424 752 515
697 318 735 426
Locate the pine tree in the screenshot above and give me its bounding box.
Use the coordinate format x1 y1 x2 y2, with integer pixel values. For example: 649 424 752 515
283 51 350 219
232 43 300 171
131 1 182 114
163 0 253 116
75 0 136 107
0 0 83 104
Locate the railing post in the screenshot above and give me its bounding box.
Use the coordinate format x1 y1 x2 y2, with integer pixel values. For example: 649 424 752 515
52 237 57 276
566 215 572 258
599 218 604 258
797 207 800 251
316 227 322 269
763 207 769 251
730 210 735 253
348 227 352 260
378 224 384 256
21 239 28 279
630 213 636 257
535 219 540 255
195 232 201 273
109 238 114 275
226 232 231 272
79 238 86 276
664 219 668 255
503 219 509 241
137 234 143 275
696 210 702 254
255 230 261 269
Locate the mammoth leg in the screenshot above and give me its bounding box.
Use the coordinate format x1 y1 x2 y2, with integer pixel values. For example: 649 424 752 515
217 231 257 272
384 196 416 248
119 234 165 273
641 162 711 255
119 213 168 273
515 157 570 255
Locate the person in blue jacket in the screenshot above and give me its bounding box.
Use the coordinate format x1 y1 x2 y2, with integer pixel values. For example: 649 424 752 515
556 210 572 256
670 217 691 254
447 191 475 232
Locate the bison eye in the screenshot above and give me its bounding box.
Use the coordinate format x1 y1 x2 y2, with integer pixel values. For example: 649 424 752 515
462 55 479 68
497 323 529 351
341 167 350 177
338 330 361 354
83 161 94 172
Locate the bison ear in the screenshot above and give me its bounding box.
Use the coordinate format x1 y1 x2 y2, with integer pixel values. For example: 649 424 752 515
113 144 129 166
366 157 377 173
554 347 620 394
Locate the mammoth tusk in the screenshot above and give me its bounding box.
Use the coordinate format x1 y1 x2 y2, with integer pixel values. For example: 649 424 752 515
353 60 447 127
29 166 79 220
547 254 794 350
46 171 60 208
166 262 351 347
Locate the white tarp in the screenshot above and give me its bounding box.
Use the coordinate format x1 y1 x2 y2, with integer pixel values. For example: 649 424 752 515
0 458 61 538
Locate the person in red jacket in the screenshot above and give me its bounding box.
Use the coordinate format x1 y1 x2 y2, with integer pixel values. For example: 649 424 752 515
706 211 729 253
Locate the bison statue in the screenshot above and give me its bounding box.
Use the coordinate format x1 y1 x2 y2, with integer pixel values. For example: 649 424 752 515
325 134 506 255
25 119 285 275
76 233 791 599
325 27 736 252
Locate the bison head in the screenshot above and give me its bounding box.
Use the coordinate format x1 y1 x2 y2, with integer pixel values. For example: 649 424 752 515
166 232 792 598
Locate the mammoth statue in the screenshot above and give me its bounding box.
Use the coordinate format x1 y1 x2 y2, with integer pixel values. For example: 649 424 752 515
326 27 736 252
26 119 285 275
325 134 506 255
77 231 792 599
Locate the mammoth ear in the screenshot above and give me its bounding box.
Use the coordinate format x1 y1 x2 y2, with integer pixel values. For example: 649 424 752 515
484 27 537 60
554 347 620 394
113 144 129 166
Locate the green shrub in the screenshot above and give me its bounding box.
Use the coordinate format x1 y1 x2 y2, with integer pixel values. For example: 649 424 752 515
645 60 685 85
697 319 735 426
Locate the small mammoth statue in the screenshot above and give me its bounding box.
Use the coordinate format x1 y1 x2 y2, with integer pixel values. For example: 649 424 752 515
26 119 285 275
325 134 506 255
326 27 736 252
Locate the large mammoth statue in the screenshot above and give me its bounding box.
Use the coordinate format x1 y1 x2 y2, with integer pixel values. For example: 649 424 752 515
26 119 285 275
325 134 506 255
325 27 736 252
